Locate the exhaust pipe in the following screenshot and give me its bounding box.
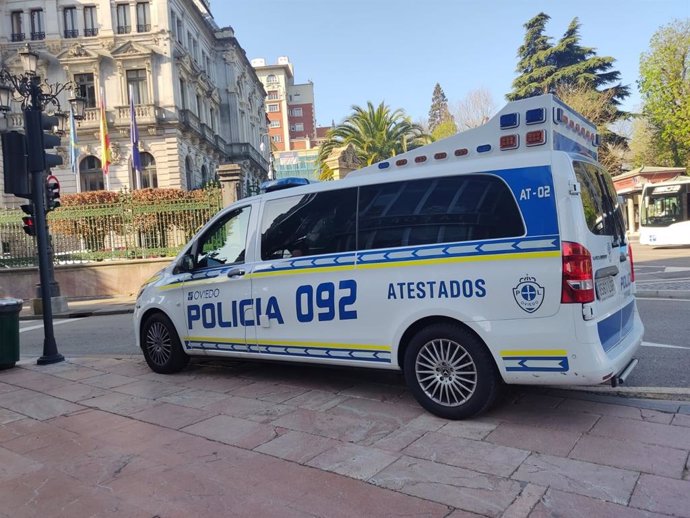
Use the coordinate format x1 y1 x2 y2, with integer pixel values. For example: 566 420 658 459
611 358 638 387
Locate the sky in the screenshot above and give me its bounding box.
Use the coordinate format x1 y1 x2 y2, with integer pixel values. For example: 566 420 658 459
214 0 690 128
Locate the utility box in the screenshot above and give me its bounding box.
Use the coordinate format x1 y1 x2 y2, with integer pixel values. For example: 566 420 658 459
0 298 23 369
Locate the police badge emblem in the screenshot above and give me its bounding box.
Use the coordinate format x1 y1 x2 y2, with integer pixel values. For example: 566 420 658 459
513 275 545 313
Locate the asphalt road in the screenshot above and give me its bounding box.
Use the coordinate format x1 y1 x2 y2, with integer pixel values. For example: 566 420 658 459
17 296 689 388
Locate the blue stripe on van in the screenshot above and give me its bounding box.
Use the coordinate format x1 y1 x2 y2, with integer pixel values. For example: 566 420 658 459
598 300 635 355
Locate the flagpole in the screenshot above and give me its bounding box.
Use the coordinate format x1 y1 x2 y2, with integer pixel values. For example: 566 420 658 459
99 86 111 190
129 84 142 190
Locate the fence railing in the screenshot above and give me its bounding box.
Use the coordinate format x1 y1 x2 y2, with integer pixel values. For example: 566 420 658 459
0 189 223 268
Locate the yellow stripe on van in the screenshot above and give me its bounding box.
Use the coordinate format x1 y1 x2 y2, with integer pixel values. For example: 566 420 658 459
250 264 356 279
500 349 568 357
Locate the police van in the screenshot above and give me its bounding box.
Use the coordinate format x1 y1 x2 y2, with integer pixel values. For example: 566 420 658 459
134 94 642 419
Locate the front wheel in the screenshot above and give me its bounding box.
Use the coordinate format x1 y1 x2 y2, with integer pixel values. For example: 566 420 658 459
140 312 189 374
403 323 501 419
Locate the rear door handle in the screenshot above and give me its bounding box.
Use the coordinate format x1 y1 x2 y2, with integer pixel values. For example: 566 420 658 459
226 267 246 278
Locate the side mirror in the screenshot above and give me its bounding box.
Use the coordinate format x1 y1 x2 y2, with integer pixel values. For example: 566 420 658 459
174 254 194 274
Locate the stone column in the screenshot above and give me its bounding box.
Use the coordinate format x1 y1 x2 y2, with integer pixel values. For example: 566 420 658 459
217 163 242 207
627 196 636 234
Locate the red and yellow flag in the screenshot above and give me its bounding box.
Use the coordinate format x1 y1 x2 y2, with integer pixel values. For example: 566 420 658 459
99 87 111 176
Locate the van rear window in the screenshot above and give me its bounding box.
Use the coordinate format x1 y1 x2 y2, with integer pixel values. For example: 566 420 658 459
573 161 625 242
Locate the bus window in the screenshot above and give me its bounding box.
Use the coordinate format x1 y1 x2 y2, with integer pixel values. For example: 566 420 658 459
641 184 685 227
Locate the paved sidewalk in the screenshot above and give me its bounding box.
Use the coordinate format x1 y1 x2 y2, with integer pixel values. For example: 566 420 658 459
1 357 689 517
19 296 136 320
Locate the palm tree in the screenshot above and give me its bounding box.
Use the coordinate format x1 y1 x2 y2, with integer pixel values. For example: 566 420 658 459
317 101 430 180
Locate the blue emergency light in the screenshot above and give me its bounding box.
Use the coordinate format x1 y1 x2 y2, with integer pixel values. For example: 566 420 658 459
525 108 546 125
499 113 519 129
260 177 311 193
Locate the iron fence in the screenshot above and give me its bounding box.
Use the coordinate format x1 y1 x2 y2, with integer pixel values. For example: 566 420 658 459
0 189 223 268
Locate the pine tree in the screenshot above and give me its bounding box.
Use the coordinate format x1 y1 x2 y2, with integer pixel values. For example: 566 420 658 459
507 13 556 100
428 83 455 134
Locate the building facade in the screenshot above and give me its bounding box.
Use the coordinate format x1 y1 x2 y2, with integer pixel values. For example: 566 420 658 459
251 56 315 153
0 0 269 209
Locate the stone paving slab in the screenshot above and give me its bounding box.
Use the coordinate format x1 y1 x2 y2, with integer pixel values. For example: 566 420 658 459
1 356 689 516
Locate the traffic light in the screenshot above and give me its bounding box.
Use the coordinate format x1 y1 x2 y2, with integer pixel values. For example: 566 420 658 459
24 111 63 173
1 131 31 198
46 175 60 211
20 204 36 236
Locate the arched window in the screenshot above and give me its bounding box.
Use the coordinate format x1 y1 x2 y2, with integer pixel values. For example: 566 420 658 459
80 156 104 192
131 152 157 188
185 155 194 190
201 164 208 185
266 74 277 84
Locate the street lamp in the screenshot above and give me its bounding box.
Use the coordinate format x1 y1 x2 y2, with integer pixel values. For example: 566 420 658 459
0 44 75 366
68 91 86 120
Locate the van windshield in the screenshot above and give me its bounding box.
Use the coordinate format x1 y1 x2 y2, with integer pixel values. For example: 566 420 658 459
573 161 626 246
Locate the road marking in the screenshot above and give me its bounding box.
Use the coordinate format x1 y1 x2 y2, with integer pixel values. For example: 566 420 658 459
636 276 690 284
641 341 690 350
20 318 85 333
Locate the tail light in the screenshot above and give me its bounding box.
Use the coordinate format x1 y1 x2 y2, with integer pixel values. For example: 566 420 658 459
561 241 594 303
628 243 635 282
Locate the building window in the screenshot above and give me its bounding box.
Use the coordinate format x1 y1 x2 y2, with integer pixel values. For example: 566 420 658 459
192 39 199 63
267 91 279 100
63 7 78 38
127 69 148 104
271 135 282 143
84 6 98 36
80 156 104 192
132 152 157 189
11 11 24 41
291 123 304 132
176 19 183 43
290 107 303 117
187 32 192 51
267 104 279 113
266 74 278 84
210 108 215 131
116 4 130 34
136 2 150 32
74 73 96 108
179 79 186 109
195 95 202 119
30 9 44 40
269 120 280 128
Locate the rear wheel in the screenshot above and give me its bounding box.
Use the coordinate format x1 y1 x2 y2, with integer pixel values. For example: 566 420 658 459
141 312 189 374
403 323 500 419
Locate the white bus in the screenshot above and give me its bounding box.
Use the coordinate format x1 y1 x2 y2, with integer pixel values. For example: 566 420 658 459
639 177 690 246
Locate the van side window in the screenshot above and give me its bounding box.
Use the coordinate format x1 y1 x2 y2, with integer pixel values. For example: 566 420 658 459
358 175 524 250
261 188 357 260
195 206 251 268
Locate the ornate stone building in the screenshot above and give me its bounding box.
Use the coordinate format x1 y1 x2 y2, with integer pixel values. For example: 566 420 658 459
0 0 269 208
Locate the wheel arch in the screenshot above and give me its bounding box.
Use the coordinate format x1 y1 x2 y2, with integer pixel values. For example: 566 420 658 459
138 307 181 351
397 315 494 370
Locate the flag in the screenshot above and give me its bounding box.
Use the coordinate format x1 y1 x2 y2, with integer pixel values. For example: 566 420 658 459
69 106 78 175
129 84 142 189
99 86 111 180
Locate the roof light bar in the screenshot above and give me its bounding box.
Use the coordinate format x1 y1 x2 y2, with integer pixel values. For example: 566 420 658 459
477 144 492 153
525 108 546 125
378 162 390 169
526 129 546 146
454 148 468 157
500 113 519 129
499 135 519 150
395 159 408 166
414 156 427 163
434 152 447 160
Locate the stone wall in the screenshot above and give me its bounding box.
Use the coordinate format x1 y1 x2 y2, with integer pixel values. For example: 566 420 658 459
0 258 172 300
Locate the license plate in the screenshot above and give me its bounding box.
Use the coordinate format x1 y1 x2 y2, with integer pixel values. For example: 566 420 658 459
596 276 616 301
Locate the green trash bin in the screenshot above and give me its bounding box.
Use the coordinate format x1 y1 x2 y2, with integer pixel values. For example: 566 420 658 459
0 298 23 370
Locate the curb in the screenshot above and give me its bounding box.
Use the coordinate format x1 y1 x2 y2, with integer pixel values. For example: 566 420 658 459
546 384 690 402
636 289 690 300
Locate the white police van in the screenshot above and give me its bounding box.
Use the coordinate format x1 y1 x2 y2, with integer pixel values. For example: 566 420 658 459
134 94 642 419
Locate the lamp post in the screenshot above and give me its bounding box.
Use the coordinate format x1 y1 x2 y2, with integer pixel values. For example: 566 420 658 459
0 44 85 365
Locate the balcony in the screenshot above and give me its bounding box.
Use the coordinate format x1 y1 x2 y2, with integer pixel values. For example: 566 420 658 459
74 107 101 130
31 32 45 40
115 104 161 126
11 33 25 42
84 28 98 37
117 25 131 34
226 142 269 173
137 24 151 33
179 109 200 133
64 29 79 38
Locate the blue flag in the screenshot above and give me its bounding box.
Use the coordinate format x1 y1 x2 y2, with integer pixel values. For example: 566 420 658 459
129 85 142 188
69 106 78 175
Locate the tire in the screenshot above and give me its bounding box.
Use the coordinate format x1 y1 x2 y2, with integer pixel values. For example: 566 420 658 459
403 322 501 419
140 312 189 374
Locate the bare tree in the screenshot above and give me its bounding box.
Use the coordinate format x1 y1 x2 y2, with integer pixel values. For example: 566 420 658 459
454 88 497 131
